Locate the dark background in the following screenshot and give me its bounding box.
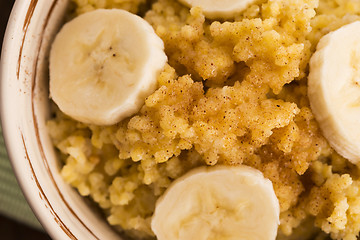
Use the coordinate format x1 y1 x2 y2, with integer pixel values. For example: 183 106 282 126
0 1 51 239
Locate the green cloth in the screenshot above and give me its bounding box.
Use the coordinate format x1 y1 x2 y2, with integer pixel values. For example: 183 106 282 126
0 125 43 230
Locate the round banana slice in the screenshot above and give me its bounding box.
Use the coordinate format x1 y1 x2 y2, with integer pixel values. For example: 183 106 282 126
151 165 280 240
177 0 257 19
308 21 360 164
49 9 167 125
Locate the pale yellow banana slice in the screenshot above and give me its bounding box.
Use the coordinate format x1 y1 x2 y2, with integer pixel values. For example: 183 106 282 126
151 165 280 240
49 9 167 125
177 0 257 19
308 21 360 164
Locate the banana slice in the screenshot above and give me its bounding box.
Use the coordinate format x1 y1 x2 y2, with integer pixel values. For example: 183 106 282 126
151 165 280 240
308 21 360 164
177 0 257 19
49 9 167 125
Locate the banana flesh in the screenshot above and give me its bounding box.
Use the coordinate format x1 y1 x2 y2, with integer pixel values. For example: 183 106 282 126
177 0 257 19
49 9 167 125
151 165 280 240
308 21 360 164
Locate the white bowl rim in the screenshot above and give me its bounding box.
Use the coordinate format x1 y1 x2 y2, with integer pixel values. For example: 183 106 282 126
0 1 122 239
1 1 79 239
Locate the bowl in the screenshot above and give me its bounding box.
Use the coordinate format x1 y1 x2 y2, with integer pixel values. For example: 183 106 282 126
0 1 122 239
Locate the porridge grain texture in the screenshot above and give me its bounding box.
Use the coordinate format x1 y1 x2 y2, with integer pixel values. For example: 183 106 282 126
47 0 360 239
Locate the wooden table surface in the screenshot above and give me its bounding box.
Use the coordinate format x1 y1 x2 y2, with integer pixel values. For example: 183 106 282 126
0 1 51 239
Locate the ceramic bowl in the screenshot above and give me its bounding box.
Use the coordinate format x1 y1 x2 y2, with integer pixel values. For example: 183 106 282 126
0 1 122 239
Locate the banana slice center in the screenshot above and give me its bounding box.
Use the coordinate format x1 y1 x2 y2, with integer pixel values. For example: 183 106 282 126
82 33 136 88
348 49 360 107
